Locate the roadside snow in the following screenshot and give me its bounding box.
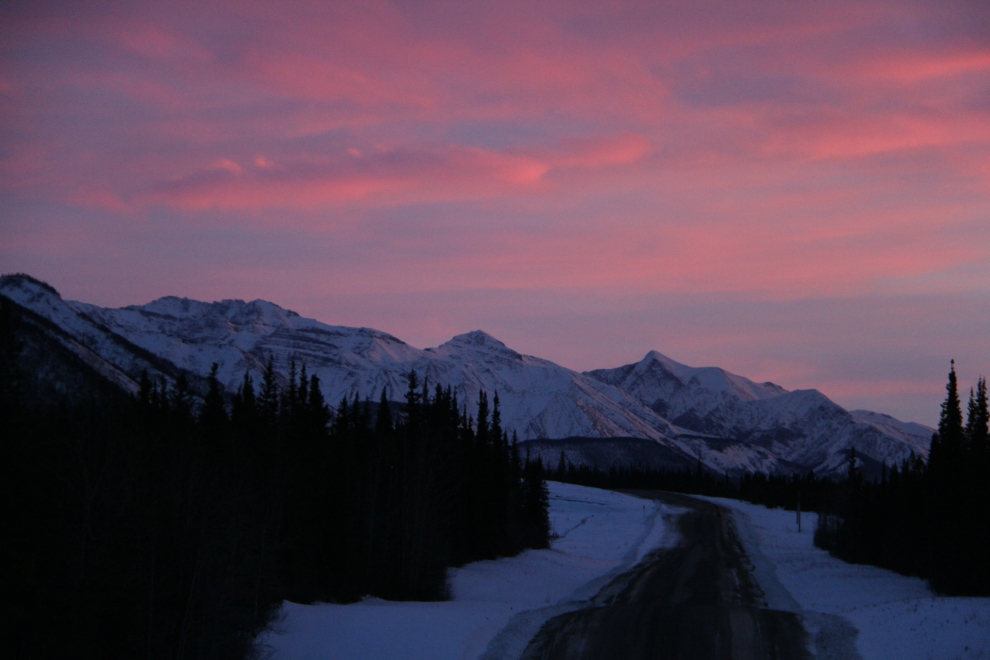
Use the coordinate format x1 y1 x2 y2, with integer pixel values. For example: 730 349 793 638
259 482 678 660
703 496 990 660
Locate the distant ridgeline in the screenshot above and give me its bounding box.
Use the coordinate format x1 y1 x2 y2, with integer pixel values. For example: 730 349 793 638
1 289 551 660
539 363 990 597
0 272 934 481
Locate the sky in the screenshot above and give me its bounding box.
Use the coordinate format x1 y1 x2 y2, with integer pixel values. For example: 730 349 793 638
1 0 988 426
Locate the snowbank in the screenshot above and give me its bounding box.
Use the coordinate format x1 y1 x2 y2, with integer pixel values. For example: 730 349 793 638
259 482 677 660
704 496 990 660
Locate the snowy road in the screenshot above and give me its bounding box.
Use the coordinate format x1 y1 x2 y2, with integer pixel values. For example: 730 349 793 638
521 492 810 660
259 486 990 659
260 483 679 660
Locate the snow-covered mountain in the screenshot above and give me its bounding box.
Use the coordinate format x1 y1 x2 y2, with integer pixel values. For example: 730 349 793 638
0 274 689 449
1 273 933 475
0 275 211 396
586 351 932 473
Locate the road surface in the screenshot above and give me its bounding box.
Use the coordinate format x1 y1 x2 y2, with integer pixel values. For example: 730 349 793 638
521 492 810 660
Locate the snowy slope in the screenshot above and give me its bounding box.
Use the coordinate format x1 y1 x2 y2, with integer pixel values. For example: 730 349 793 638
849 410 933 452
587 351 933 474
0 275 686 448
0 274 205 394
418 332 684 442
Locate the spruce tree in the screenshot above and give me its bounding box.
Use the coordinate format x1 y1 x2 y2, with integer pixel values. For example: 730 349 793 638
932 360 964 471
171 372 194 424
0 297 25 420
966 377 989 460
259 356 279 428
928 360 967 592
231 373 256 429
200 362 228 435
491 392 502 445
298 364 309 419
404 370 422 431
375 387 392 434
286 360 298 418
476 391 489 444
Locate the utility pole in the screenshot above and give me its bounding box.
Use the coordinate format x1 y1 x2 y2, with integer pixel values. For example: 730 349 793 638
797 488 802 533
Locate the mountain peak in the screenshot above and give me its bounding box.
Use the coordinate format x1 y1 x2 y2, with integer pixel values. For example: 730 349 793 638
450 330 506 347
130 296 218 318
644 350 687 367
0 273 62 299
434 330 525 362
642 350 697 381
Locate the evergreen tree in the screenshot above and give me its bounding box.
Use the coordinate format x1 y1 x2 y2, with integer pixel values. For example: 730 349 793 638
258 356 279 428
137 369 153 410
930 360 964 476
298 364 309 416
199 363 228 436
404 370 422 432
286 360 298 418
927 360 970 593
231 373 256 429
476 391 490 445
0 297 24 417
847 447 859 483
491 392 502 444
966 377 989 460
307 374 328 431
171 372 194 423
375 387 393 434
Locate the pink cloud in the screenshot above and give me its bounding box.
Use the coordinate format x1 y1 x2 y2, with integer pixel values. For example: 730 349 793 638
69 187 131 213
130 133 663 212
116 25 213 64
848 47 990 84
755 110 990 161
137 145 552 211
546 134 654 169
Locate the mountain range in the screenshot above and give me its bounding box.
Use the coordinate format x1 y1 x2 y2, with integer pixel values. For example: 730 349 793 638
1 273 932 476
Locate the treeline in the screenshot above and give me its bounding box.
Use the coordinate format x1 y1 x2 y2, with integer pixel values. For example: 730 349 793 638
270 366 552 603
1 298 550 660
816 362 990 595
545 452 832 513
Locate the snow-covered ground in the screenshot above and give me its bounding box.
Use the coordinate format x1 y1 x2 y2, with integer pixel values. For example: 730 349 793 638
259 482 678 660
259 487 989 659
704 496 990 660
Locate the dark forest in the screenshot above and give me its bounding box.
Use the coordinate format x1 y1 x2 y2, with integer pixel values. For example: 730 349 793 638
1 297 550 660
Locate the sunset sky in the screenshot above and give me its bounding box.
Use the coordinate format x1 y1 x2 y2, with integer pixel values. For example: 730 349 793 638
2 0 989 425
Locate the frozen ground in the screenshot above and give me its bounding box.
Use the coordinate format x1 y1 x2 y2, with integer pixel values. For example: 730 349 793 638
703 496 990 660
258 482 678 660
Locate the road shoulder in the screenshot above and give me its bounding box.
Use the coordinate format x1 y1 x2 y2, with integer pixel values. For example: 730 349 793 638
701 496 990 660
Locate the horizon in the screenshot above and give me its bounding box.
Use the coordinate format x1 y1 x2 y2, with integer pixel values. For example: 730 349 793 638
3 1 989 427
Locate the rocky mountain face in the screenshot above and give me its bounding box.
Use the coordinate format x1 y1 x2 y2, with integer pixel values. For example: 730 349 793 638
586 352 932 473
1 274 933 476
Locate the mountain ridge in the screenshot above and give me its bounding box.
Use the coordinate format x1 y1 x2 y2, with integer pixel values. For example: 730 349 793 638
1 273 932 476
